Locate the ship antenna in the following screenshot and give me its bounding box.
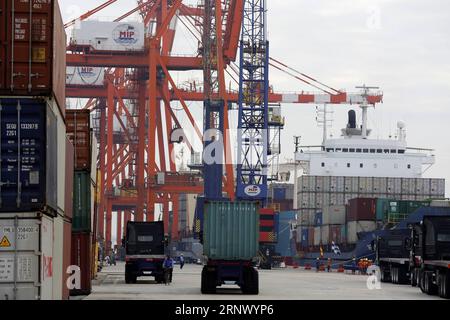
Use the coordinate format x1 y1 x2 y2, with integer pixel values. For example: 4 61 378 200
356 85 379 139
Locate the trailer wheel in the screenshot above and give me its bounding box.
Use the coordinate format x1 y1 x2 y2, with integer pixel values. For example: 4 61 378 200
438 272 450 299
391 267 397 284
125 272 135 284
242 267 259 295
380 266 390 283
411 269 418 287
201 267 216 294
419 270 427 293
424 272 438 295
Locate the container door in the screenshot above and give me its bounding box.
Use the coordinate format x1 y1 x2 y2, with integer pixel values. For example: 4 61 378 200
0 218 40 300
5 0 53 95
0 98 48 212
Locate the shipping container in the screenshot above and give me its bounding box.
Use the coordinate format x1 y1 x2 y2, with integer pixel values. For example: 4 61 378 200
273 187 286 200
65 138 74 220
0 0 66 114
66 66 105 86
62 220 72 300
314 212 322 226
72 171 93 232
203 201 259 260
346 198 377 221
346 221 377 244
308 227 315 247
52 214 64 300
66 110 91 170
71 21 145 52
299 227 309 248
313 226 321 246
0 97 65 214
70 232 92 296
0 214 56 300
423 178 431 194
322 205 346 225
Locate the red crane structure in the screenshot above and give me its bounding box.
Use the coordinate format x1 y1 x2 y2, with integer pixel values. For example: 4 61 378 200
65 0 383 254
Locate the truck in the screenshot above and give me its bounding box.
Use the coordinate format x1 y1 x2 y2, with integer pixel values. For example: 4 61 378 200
198 200 260 294
124 221 167 284
376 229 412 284
410 216 450 299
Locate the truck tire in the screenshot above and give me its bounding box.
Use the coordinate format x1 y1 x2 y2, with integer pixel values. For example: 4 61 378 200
411 269 418 287
125 272 134 284
155 274 164 284
391 267 398 284
398 267 408 285
438 272 450 299
419 270 427 293
380 266 390 283
242 267 259 295
424 271 438 295
201 267 216 294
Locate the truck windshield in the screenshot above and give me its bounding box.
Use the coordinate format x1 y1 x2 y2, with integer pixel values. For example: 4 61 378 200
138 235 154 242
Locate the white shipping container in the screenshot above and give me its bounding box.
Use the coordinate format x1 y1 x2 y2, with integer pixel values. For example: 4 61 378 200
415 179 424 194
299 176 309 191
346 221 376 244
322 176 331 192
72 21 145 52
423 178 431 195
0 215 56 300
336 176 345 192
52 215 64 300
66 67 105 86
309 193 316 209
330 176 337 192
437 179 445 196
431 200 450 207
314 227 321 246
316 176 324 191
352 177 359 193
309 176 317 192
322 193 330 207
300 193 309 209
322 205 346 225
316 192 323 208
344 177 352 192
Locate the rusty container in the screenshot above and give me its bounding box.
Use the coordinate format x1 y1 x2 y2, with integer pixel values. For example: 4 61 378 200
70 232 92 296
66 110 91 170
0 0 66 116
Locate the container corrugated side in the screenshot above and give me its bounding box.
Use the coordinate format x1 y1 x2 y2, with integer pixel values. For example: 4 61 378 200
70 232 92 296
0 0 66 115
66 110 91 170
65 138 74 219
0 97 65 214
203 201 259 260
72 171 92 232
62 220 72 300
52 214 64 300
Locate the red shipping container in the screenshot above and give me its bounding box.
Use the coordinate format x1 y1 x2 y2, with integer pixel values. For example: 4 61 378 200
62 220 72 300
71 232 92 296
65 137 74 219
330 225 343 244
346 198 376 221
66 110 92 170
0 0 66 116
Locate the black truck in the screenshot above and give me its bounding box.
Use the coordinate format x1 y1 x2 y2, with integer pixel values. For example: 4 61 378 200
411 216 450 298
376 229 412 284
124 221 167 284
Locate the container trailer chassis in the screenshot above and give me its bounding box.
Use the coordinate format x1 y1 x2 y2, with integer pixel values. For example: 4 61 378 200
125 255 165 284
201 260 259 294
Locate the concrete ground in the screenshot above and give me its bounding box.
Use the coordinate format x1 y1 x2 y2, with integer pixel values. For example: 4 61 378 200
84 262 440 300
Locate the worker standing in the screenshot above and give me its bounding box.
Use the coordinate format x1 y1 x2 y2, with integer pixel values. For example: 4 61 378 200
163 255 174 285
327 258 332 272
179 254 185 270
315 257 320 272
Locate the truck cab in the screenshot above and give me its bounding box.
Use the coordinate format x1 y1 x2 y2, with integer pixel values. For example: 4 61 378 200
411 216 450 298
124 221 167 284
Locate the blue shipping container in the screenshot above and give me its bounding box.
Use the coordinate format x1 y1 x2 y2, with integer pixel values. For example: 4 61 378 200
275 219 293 257
273 187 286 200
0 98 57 212
301 228 309 248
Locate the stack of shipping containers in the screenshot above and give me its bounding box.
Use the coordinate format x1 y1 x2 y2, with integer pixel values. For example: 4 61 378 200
268 183 294 212
66 110 97 296
0 0 68 300
295 176 445 251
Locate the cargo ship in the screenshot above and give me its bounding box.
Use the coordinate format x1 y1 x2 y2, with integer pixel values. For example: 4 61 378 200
271 103 447 266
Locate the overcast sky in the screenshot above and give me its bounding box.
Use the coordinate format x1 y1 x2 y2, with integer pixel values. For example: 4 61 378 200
60 0 450 233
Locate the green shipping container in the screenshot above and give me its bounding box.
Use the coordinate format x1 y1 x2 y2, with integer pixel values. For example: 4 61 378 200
72 171 92 232
203 201 259 260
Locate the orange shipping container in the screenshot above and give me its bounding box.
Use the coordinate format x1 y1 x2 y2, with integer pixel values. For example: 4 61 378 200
0 0 66 116
66 110 92 170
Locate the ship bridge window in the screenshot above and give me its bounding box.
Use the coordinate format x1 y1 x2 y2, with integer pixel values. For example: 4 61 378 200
349 148 355 152
336 148 342 152
360 163 363 168
326 148 334 152
347 163 351 168
398 150 405 154
384 149 390 153
370 149 375 153
377 149 382 153
407 164 411 169
356 148 362 153
321 162 325 167
343 148 349 152
363 149 369 153
391 149 397 153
